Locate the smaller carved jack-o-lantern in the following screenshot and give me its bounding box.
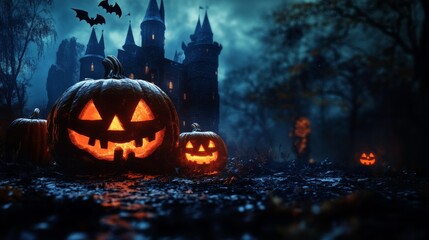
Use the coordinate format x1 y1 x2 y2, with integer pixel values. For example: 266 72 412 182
178 123 227 175
359 152 376 166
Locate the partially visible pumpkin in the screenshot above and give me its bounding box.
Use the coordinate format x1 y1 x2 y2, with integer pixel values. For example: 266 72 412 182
359 152 376 166
178 123 227 175
5 108 51 166
48 56 179 174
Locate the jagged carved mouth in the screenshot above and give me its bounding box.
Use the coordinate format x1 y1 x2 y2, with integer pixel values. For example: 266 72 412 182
360 160 375 165
185 151 218 165
68 128 165 161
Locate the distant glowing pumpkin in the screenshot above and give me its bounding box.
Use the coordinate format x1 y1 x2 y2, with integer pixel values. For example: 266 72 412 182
359 152 376 166
48 56 179 173
179 123 227 174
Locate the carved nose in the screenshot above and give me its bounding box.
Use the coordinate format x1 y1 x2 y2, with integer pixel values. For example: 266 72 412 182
108 115 125 131
198 145 205 152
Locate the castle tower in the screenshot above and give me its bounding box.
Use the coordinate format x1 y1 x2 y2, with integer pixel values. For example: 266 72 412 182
182 10 222 132
79 3 222 133
118 21 140 78
123 22 136 51
79 28 105 80
140 0 165 84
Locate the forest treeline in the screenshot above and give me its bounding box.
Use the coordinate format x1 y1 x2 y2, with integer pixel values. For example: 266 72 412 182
220 0 429 173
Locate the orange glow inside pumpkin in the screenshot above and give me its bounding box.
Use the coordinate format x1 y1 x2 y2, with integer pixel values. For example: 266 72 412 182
68 128 165 161
131 100 155 122
79 100 102 120
108 115 125 131
68 98 165 161
184 140 218 164
359 152 376 166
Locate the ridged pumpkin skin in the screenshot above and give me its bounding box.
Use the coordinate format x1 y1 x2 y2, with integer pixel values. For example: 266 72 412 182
47 56 179 174
6 109 52 166
178 124 227 175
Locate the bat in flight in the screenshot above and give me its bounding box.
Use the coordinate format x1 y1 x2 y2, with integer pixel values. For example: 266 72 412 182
98 0 122 18
72 8 106 27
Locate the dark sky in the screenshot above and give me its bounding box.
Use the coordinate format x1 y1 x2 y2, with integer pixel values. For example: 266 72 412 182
28 0 284 110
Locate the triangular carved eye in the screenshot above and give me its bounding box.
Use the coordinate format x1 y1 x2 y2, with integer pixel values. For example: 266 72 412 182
208 140 215 148
185 141 193 149
369 153 375 158
131 99 155 122
361 153 367 158
79 100 102 120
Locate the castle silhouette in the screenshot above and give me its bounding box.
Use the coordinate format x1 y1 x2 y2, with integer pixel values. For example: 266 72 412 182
79 0 222 132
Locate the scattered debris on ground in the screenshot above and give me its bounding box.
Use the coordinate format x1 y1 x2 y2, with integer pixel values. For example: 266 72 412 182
0 160 428 239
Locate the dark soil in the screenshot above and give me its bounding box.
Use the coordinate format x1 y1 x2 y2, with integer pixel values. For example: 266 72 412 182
0 160 428 240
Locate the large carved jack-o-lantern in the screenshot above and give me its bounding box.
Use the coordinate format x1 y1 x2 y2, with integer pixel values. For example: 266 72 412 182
67 98 165 161
178 123 227 175
48 56 179 173
359 152 376 166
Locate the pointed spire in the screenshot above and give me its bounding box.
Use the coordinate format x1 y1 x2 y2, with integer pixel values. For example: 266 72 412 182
85 28 99 55
159 0 165 23
98 30 105 57
123 21 136 49
88 28 98 45
190 16 201 42
200 10 214 43
99 30 105 48
201 10 213 35
195 17 202 34
143 0 163 23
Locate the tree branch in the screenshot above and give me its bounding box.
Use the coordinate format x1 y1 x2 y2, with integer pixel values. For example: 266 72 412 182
15 0 39 81
332 3 413 54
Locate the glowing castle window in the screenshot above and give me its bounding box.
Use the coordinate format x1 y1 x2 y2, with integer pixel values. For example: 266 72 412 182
90 63 94 72
183 121 186 127
152 34 155 40
183 93 187 100
169 81 173 90
145 65 149 75
129 73 135 79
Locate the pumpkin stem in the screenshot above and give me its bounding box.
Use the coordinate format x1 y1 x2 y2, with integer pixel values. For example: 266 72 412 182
30 108 40 119
102 55 126 79
191 123 201 132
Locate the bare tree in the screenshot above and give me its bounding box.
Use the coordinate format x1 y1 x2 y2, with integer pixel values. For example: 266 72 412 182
0 0 56 119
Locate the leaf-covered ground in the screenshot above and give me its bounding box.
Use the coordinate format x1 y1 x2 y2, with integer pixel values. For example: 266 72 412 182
0 160 428 239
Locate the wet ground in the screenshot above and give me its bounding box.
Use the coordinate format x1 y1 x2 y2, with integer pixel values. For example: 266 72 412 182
0 160 428 239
